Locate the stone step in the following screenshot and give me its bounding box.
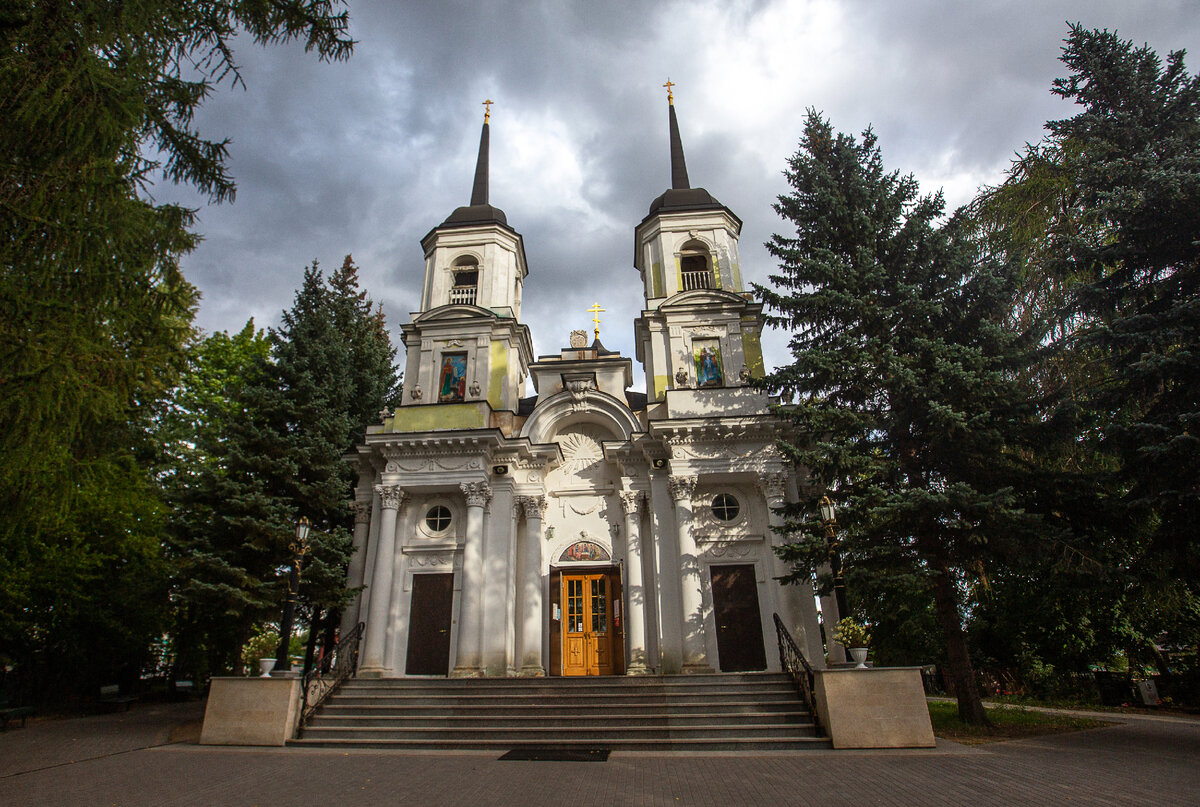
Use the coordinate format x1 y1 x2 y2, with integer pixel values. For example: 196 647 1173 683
306 712 815 729
317 700 803 717
326 690 799 707
298 723 815 742
290 735 832 751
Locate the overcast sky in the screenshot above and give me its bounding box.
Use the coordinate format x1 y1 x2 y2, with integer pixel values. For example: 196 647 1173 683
160 0 1200 388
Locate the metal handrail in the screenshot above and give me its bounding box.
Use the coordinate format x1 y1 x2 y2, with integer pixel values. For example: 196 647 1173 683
773 612 821 734
298 621 364 732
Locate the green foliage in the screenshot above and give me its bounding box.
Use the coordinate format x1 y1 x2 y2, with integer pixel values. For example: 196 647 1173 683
0 1 352 702
168 259 399 679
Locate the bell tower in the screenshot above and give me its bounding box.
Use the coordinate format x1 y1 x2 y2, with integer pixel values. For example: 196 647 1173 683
395 103 534 428
633 86 766 405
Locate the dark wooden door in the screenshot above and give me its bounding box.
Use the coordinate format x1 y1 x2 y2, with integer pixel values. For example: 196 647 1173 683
405 573 454 675
710 564 767 672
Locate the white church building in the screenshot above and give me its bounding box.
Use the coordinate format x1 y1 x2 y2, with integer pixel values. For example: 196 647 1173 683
342 92 830 679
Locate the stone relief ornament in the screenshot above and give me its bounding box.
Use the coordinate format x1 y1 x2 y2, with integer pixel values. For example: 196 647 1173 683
468 379 481 397
619 490 645 515
353 501 372 524
410 384 423 401
378 405 392 421
569 330 588 348
668 475 698 502
521 495 547 520
375 484 405 511
460 481 492 508
739 365 751 383
758 472 788 503
674 368 689 388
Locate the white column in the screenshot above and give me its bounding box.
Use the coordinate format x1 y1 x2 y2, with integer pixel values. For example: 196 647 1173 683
481 481 514 676
761 472 826 669
451 481 490 677
359 484 404 676
620 489 650 674
519 495 546 676
339 496 373 640
669 475 713 673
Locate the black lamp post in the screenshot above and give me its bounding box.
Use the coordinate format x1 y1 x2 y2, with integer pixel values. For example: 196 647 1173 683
819 496 850 620
273 517 311 674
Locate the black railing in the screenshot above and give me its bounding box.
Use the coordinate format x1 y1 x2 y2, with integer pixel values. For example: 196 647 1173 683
299 621 364 732
773 612 821 734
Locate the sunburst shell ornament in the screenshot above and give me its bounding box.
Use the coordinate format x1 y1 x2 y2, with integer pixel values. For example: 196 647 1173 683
558 431 603 474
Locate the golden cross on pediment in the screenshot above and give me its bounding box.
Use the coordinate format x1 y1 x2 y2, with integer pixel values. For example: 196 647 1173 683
482 98 494 122
587 302 606 340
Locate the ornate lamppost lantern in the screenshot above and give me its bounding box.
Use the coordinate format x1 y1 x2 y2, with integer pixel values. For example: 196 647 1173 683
818 496 850 621
273 517 311 675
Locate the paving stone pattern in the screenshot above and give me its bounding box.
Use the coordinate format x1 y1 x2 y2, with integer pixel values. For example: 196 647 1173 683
1 700 1197 806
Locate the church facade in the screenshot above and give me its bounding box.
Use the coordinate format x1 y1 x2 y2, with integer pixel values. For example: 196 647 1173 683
342 94 829 678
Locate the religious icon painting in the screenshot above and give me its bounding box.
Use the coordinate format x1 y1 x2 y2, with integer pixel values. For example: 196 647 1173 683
693 339 724 387
438 353 467 402
560 541 611 562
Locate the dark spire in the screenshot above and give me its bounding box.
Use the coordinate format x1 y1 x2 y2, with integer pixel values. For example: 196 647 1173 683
646 82 725 218
668 100 691 190
440 100 509 229
469 107 490 205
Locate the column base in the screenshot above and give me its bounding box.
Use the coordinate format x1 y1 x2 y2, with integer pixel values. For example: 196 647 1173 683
680 661 715 675
520 664 546 677
625 663 654 676
356 666 390 679
449 665 484 679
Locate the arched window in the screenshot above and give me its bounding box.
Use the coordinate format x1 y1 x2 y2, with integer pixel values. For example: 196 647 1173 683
679 242 711 291
450 257 479 305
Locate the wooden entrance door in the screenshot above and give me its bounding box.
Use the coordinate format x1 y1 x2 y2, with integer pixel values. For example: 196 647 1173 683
405 573 454 675
562 573 614 676
710 564 767 672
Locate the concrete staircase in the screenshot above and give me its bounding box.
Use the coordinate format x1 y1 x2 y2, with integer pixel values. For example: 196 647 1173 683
291 672 828 751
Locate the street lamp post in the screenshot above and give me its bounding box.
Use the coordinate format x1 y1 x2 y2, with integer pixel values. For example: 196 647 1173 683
819 496 850 620
273 517 311 675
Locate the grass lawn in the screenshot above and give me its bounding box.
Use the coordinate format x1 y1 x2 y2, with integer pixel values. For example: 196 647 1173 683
928 700 1113 744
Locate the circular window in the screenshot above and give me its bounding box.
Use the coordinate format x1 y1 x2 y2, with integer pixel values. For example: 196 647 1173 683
711 494 740 522
425 505 452 533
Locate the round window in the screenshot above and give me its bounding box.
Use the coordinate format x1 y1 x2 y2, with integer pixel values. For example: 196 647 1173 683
425 505 452 532
711 493 740 522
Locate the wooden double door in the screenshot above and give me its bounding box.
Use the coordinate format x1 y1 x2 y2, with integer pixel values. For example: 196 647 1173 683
552 569 623 676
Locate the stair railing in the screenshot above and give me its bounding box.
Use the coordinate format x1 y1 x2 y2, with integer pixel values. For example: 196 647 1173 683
299 621 364 732
772 613 821 733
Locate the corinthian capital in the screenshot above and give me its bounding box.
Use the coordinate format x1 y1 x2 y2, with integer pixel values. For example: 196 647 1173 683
619 490 645 516
353 501 372 524
521 495 547 521
460 481 492 508
668 475 698 502
374 484 405 511
758 471 789 504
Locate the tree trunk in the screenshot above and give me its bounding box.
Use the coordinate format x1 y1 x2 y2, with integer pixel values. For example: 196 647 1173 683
926 545 990 726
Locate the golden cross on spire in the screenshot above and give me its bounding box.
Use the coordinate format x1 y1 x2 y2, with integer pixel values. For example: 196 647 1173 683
663 79 675 105
482 98 494 122
587 302 606 340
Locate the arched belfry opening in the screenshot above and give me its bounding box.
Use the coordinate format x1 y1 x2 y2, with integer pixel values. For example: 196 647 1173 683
679 241 712 291
449 256 479 305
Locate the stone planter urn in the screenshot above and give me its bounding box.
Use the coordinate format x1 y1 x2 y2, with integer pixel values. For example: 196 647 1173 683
848 647 869 669
258 658 276 677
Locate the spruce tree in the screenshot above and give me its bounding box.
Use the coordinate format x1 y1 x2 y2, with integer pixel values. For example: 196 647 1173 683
758 112 1047 725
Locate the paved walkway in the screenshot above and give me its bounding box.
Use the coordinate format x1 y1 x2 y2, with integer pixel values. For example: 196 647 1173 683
1 700 1198 806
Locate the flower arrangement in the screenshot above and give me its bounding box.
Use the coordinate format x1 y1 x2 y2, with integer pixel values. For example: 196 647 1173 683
834 617 871 648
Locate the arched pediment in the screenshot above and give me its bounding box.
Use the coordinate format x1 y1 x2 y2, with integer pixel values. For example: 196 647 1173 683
660 287 750 310
520 388 642 445
412 304 498 323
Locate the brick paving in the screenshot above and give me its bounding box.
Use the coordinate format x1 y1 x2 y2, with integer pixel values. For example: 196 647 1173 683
1 700 1197 806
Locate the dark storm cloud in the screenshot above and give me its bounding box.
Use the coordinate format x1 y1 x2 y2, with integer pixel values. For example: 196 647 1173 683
164 0 1200 378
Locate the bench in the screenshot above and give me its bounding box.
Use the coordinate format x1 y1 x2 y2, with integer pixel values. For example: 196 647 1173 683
99 684 137 711
0 705 34 731
171 680 197 700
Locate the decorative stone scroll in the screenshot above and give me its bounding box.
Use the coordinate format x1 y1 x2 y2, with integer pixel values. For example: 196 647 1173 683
559 541 611 563
375 484 405 511
460 481 492 508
